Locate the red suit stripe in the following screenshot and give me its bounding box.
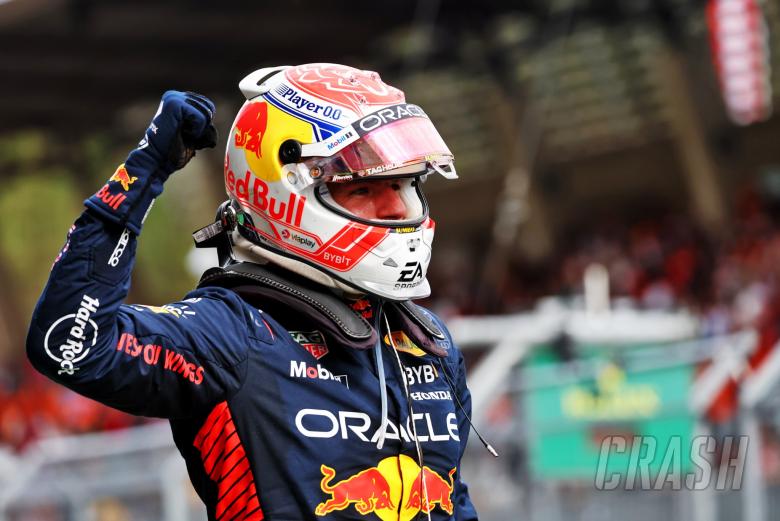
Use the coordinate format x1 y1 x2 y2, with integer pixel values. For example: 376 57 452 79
195 402 264 520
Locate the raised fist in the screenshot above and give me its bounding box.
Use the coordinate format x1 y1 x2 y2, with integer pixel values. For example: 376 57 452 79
85 91 219 234
139 90 218 172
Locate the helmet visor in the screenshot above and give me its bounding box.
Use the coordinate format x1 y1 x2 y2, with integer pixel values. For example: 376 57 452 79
316 176 428 227
300 104 455 180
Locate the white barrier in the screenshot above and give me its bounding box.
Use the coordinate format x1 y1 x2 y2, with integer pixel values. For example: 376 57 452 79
0 421 205 521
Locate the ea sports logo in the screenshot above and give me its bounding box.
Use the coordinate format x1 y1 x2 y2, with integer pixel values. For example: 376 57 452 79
398 262 423 282
395 262 424 290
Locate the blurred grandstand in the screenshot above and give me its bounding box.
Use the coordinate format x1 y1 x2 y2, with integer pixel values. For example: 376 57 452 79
2 0 780 520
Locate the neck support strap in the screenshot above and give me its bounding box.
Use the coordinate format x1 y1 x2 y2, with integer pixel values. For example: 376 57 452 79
198 261 448 357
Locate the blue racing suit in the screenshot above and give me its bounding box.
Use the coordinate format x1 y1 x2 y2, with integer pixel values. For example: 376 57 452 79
25 91 479 521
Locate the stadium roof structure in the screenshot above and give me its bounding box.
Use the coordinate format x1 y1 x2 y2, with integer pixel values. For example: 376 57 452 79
0 0 735 133
2 0 780 251
3 0 777 156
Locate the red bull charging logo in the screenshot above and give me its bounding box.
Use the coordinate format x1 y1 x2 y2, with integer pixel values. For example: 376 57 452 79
404 467 456 515
109 164 137 191
94 163 137 211
234 101 268 158
234 101 268 156
315 455 455 520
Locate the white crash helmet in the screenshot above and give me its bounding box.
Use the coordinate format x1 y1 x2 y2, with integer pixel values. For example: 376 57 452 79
224 63 457 300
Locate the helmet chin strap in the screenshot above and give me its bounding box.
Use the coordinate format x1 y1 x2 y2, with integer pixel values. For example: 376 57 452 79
231 233 367 300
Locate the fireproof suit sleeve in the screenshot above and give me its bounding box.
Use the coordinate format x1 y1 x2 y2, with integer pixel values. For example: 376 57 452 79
25 210 262 419
84 91 217 235
25 91 262 419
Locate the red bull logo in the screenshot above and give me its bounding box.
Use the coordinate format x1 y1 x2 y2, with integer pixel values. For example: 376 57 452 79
230 100 310 183
233 101 268 159
315 456 455 520
315 465 395 516
404 467 456 515
109 164 138 191
226 169 306 227
94 184 126 211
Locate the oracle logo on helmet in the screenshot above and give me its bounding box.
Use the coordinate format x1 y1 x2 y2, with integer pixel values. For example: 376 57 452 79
355 104 428 135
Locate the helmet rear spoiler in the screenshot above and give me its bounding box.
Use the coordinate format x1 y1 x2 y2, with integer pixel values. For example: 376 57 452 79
238 66 291 100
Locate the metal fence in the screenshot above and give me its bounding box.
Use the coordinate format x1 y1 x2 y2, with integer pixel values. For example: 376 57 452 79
0 422 205 521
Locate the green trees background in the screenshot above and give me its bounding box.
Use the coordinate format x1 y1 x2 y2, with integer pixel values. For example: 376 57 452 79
0 131 224 365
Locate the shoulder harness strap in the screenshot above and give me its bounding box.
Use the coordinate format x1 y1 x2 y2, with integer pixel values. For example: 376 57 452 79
199 262 375 349
198 262 448 357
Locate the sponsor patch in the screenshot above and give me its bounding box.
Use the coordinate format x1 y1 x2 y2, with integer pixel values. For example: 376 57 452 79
289 330 329 359
94 184 127 211
117 332 204 385
290 360 348 388
354 103 428 137
281 228 318 251
44 294 100 375
226 169 306 227
398 262 423 282
109 164 138 191
108 228 130 267
129 304 195 319
274 84 344 121
233 101 268 159
410 390 452 401
295 408 459 443
395 261 424 289
403 363 438 387
385 331 426 357
315 456 456 518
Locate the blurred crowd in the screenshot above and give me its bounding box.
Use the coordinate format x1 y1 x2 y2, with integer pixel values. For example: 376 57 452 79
5 181 780 452
0 363 148 452
429 181 780 340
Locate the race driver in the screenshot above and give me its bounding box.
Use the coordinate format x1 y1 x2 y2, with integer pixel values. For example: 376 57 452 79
27 63 488 520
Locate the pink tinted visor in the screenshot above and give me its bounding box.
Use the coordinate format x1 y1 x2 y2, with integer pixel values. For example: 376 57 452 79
303 116 454 179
